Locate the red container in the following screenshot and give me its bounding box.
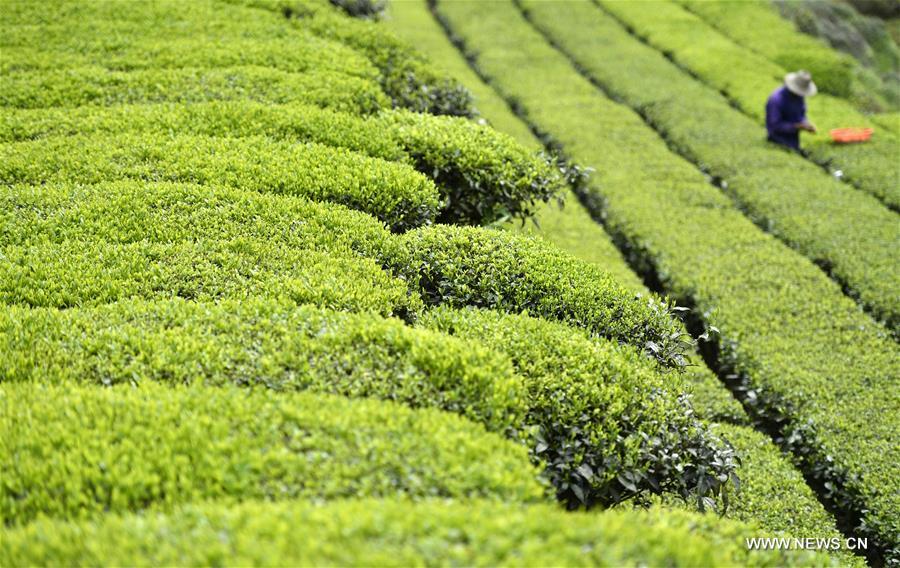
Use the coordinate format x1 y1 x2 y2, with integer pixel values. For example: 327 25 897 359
830 127 873 143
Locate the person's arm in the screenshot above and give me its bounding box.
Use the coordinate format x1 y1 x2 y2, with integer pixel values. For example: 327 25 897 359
766 98 799 134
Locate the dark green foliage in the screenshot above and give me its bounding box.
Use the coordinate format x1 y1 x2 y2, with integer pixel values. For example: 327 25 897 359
421 307 738 511
0 383 543 525
389 225 692 368
330 0 385 19
0 134 439 231
378 110 562 224
0 299 525 435
0 498 836 566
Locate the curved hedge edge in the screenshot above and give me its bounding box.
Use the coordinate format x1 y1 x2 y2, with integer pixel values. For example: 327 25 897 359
419 306 739 512
387 224 693 369
0 134 440 231
0 497 836 566
0 298 526 435
0 382 544 525
0 238 420 318
378 109 563 225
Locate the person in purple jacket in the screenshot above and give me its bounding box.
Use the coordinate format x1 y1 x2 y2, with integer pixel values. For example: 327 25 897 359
766 70 818 150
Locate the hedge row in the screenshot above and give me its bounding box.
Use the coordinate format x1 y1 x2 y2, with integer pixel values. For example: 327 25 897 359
0 498 833 567
520 0 900 331
0 104 561 226
220 0 474 116
434 0 899 559
0 102 406 160
0 382 542 525
676 0 894 111
0 182 399 261
1 33 377 82
389 225 692 368
0 65 387 113
421 307 737 510
0 134 439 230
597 0 900 211
0 298 523 433
0 239 418 317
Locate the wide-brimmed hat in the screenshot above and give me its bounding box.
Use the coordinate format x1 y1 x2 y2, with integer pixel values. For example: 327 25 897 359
785 70 817 97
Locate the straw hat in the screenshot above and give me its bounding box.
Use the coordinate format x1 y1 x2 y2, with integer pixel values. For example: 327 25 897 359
785 70 817 97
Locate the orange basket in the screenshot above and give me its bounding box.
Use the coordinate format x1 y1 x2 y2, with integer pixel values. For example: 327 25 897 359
829 127 873 143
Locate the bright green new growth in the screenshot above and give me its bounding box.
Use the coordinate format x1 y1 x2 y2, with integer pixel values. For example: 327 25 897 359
0 239 416 317
0 498 835 567
0 383 543 525
421 307 737 511
0 182 401 262
0 134 439 230
0 66 388 114
392 224 692 368
0 298 525 434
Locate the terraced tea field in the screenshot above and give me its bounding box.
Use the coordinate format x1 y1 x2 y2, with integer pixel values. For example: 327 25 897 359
1 0 897 565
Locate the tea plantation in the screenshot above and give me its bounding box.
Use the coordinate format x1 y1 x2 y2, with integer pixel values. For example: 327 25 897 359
1 0 897 566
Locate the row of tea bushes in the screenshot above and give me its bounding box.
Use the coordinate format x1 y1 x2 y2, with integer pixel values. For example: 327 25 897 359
0 135 439 230
433 0 899 559
0 299 524 434
0 382 543 525
0 497 834 567
597 0 900 211
0 66 388 114
519 0 899 331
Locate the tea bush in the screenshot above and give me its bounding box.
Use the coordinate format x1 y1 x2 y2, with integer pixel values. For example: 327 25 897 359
422 307 738 510
0 66 387 114
0 382 542 525
0 498 833 567
0 105 560 226
0 299 524 434
0 181 399 264
0 134 439 231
